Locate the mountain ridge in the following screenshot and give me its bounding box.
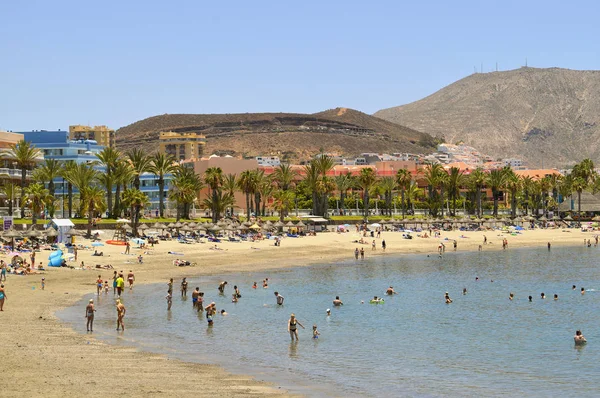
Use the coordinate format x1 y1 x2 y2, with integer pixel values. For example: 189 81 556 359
375 67 600 168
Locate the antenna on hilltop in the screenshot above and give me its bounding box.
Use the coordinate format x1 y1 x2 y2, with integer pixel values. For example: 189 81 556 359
496 62 498 72
525 57 528 67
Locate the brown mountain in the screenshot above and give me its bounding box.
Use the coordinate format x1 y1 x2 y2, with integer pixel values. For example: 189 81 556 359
375 67 600 168
115 108 435 161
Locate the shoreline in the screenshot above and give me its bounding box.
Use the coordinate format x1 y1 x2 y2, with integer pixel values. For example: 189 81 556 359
1 227 591 397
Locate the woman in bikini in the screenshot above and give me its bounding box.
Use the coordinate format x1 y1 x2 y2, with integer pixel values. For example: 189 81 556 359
0 284 6 311
116 299 126 331
287 313 304 341
85 299 96 332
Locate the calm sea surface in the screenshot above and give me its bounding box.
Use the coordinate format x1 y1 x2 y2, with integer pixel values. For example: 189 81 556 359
58 246 600 397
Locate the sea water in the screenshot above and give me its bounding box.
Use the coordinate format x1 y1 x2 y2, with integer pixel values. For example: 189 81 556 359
58 246 600 397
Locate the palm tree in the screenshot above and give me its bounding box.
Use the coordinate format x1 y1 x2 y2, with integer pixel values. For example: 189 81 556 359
520 176 534 216
303 162 320 216
222 173 238 217
379 176 396 216
446 167 465 216
469 168 486 217
59 161 77 218
315 155 335 217
70 163 99 218
82 185 106 237
32 158 62 218
149 152 177 218
7 140 41 218
557 174 573 218
121 188 150 236
272 163 297 191
503 169 521 218
0 183 19 216
572 177 587 218
24 183 52 225
423 163 446 216
112 160 134 218
357 168 378 221
258 176 274 217
334 173 354 215
395 169 412 218
405 181 421 214
202 191 234 222
486 168 508 217
272 190 295 222
127 148 152 190
96 147 121 218
204 167 224 223
237 170 255 220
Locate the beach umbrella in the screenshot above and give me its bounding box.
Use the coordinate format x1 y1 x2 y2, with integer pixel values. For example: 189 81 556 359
25 229 42 238
180 225 193 232
552 215 561 221
167 222 176 228
249 223 261 230
45 228 58 237
2 228 21 238
152 222 167 229
265 220 273 226
139 224 149 230
243 221 253 227
174 221 183 228
538 216 548 221
225 225 237 231
66 228 83 236
209 225 223 231
274 221 285 228
285 221 295 227
187 222 197 228
564 215 574 221
296 221 305 228
389 218 397 224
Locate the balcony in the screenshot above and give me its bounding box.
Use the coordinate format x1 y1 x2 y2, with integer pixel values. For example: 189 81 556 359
0 168 33 179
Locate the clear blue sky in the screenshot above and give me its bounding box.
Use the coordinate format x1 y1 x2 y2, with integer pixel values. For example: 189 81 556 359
1 0 599 131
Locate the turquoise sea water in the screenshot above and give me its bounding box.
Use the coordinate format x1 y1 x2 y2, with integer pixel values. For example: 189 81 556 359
58 246 600 397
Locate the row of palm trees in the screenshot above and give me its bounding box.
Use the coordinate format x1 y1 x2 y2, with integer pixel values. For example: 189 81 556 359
2 140 598 233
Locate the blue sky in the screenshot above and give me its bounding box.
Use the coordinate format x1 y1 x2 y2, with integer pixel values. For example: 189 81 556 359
1 0 599 131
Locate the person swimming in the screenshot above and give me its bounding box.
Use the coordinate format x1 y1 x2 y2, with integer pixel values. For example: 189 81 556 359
541 293 546 299
528 296 533 302
509 292 514 301
445 292 452 304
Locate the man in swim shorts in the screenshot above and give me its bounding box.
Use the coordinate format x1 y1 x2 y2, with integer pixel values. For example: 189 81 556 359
192 287 200 308
275 291 284 305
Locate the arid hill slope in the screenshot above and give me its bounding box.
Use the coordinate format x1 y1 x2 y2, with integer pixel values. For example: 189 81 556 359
115 108 435 161
375 67 600 167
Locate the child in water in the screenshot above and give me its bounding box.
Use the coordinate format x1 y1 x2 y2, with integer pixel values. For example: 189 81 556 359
232 293 238 303
312 325 320 339
104 281 109 294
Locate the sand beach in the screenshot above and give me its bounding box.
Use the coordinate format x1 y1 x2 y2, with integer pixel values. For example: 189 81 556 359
0 225 592 397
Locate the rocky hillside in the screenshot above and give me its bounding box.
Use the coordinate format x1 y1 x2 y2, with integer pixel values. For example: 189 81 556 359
115 108 435 161
375 67 600 168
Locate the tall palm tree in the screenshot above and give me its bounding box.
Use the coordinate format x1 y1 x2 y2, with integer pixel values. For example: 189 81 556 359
82 185 106 237
405 181 421 214
379 176 397 216
272 163 297 191
237 170 255 220
222 173 238 217
96 147 121 218
503 169 521 218
0 183 19 216
257 175 274 217
7 140 41 218
357 168 378 221
149 152 177 218
572 177 587 218
204 167 224 223
59 161 77 218
334 173 354 215
126 148 152 190
32 158 62 217
469 168 486 217
520 176 534 216
446 167 465 216
423 163 446 217
202 191 234 222
303 162 321 216
24 183 52 225
121 188 150 236
486 168 508 217
169 166 203 220
557 174 573 217
70 163 99 218
395 169 412 218
112 160 134 218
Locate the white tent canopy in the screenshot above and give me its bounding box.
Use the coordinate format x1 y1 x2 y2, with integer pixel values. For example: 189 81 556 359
50 219 75 244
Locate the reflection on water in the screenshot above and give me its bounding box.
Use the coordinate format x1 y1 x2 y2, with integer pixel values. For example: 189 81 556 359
59 246 600 397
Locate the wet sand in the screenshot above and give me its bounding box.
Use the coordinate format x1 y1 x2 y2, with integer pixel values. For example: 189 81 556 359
0 226 590 397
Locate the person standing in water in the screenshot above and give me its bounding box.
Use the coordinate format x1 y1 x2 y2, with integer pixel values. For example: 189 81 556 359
181 278 188 297
275 291 284 306
192 287 200 308
116 299 126 331
85 299 96 332
218 281 228 294
167 278 174 295
166 291 173 310
360 248 365 259
333 296 343 306
574 330 587 345
288 313 305 341
96 275 103 295
127 270 135 290
386 286 398 295
354 248 359 259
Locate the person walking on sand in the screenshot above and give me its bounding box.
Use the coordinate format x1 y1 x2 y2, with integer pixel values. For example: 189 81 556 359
85 299 96 332
0 261 6 282
125 240 130 255
116 299 126 331
116 273 125 297
288 314 305 341
127 270 135 290
382 240 386 252
372 240 376 251
0 284 6 311
112 270 118 295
